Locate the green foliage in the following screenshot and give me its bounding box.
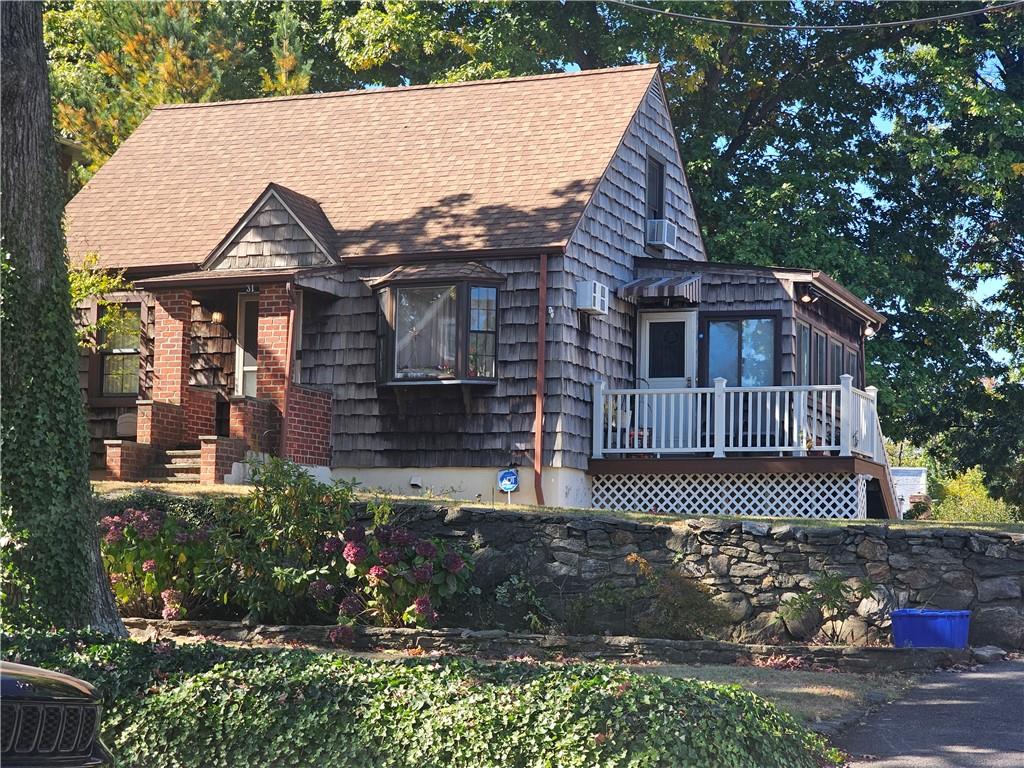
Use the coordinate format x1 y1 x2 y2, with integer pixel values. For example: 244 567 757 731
96 460 477 627
0 508 46 631
494 574 554 632
779 574 875 645
2 630 842 768
335 499 476 629
1 3 120 633
931 466 1020 524
259 1 311 96
204 458 356 623
67 252 134 348
99 506 216 619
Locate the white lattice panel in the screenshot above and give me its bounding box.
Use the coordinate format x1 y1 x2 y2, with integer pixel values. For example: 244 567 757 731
591 472 868 519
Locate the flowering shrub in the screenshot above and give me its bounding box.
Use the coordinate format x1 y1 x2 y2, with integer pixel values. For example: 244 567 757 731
98 461 476 628
99 507 214 620
334 501 474 629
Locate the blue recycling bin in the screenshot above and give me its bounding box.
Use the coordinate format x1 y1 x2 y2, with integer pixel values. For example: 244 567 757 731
891 609 971 649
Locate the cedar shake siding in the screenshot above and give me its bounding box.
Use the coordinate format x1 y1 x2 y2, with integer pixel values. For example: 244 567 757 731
551 79 706 471
301 257 544 470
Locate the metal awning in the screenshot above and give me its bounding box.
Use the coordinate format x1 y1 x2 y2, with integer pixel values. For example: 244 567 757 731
617 274 701 302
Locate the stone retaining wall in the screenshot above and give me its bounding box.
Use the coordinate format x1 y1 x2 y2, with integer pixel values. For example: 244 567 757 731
124 618 973 674
355 505 1024 649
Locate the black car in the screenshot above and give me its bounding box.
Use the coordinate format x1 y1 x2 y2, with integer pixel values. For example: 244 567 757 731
0 661 112 767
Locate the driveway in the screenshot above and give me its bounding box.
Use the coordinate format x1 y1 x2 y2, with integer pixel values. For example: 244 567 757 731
838 660 1024 767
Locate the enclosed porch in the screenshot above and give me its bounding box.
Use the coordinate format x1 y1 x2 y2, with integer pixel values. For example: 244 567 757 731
103 268 338 484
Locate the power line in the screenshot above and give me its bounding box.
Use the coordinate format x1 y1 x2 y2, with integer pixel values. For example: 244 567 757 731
604 0 1024 32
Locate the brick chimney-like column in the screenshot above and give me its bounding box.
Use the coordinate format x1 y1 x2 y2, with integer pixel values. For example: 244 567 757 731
151 289 193 405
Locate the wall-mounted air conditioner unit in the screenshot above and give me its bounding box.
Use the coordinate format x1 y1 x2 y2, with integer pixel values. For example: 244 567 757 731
575 280 610 316
646 219 677 248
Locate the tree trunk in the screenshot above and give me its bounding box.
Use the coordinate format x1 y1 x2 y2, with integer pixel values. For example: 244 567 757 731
1 1 125 636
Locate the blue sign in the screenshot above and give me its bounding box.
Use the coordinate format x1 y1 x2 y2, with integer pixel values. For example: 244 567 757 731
497 468 519 493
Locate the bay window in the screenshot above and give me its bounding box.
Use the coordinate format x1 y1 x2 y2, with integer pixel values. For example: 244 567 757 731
382 282 499 383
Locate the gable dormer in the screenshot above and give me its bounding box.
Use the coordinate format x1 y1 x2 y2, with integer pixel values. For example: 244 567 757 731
203 183 337 271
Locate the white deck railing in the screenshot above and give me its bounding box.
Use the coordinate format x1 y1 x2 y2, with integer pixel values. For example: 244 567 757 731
592 375 883 460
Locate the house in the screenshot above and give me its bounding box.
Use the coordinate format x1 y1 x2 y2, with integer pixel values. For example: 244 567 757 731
66 64 898 519
891 467 930 517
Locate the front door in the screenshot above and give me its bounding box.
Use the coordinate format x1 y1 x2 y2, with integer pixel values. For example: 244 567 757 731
637 311 698 451
235 294 259 397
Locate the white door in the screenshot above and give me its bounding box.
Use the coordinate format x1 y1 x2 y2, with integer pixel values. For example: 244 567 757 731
637 311 698 452
235 294 259 397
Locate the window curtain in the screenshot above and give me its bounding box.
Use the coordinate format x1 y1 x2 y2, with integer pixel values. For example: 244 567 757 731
395 286 457 378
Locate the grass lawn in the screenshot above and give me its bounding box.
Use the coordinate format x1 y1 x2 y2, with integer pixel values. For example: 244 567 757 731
635 662 916 727
92 479 1024 533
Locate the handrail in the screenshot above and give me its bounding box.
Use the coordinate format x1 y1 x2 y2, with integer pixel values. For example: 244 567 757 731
592 375 872 460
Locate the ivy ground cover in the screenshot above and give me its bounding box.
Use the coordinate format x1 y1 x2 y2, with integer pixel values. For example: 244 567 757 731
4 630 842 768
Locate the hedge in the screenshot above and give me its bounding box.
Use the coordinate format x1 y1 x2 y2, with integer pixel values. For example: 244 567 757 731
4 630 842 768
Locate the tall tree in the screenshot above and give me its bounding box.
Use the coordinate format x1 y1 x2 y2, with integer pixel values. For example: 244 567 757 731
1 1 124 635
260 1 312 96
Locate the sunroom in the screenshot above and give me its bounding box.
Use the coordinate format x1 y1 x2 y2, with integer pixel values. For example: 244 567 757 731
588 260 899 520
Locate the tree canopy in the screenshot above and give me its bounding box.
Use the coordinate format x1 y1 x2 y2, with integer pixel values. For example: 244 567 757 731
44 0 1023 508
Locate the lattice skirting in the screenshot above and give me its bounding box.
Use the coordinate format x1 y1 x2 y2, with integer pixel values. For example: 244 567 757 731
591 472 869 519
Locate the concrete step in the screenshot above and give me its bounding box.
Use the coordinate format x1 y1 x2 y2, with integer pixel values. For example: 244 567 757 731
158 462 200 473
165 449 201 459
165 457 201 468
149 474 200 484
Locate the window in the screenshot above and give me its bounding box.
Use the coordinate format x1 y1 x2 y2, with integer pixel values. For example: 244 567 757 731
797 322 811 385
395 285 458 379
99 305 141 396
813 330 827 385
468 286 497 378
707 317 776 386
646 155 666 222
846 349 860 387
386 283 499 382
829 339 844 385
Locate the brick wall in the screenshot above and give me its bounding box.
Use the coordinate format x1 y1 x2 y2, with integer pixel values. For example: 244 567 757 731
137 400 185 449
199 436 248 484
229 396 280 454
184 387 217 442
152 289 192 404
284 384 332 466
104 440 153 481
256 284 292 412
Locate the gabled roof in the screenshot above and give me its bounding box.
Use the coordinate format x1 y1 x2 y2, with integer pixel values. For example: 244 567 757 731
203 182 337 269
65 64 663 271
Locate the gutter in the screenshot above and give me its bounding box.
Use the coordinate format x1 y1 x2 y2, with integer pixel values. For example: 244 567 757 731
533 252 549 506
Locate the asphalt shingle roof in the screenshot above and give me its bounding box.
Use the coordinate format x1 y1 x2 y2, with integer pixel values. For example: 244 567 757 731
65 64 662 270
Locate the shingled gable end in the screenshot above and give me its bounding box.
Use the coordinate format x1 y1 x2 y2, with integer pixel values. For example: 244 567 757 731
70 65 895 520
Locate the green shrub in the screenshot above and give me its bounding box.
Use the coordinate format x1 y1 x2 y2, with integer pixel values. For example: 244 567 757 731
931 467 1018 523
3 630 842 768
778 573 874 645
97 459 476 628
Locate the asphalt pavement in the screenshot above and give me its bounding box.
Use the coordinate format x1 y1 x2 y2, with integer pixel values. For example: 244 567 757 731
838 660 1024 767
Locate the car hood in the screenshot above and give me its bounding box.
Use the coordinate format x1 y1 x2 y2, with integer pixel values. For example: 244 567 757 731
0 661 98 701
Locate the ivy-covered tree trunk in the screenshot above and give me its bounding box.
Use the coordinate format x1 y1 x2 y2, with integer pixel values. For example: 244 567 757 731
1 2 124 636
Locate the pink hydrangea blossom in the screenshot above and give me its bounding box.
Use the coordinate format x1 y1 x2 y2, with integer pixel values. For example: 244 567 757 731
442 552 465 574
414 540 437 559
377 548 400 566
142 559 157 573
343 540 369 565
411 563 433 584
